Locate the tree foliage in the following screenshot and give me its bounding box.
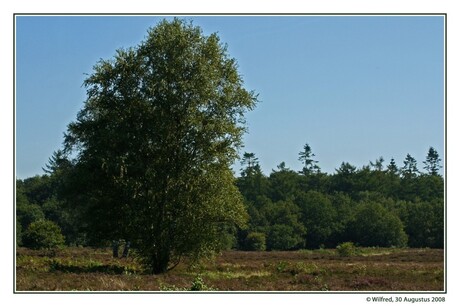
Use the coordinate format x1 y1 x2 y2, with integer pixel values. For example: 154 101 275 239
348 202 408 247
236 147 443 250
59 18 256 273
22 219 65 250
267 224 304 251
402 200 444 248
295 191 336 248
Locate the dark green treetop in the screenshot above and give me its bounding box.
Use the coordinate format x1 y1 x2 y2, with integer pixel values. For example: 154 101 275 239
370 156 385 171
386 157 399 175
423 146 442 176
401 154 419 179
298 142 320 175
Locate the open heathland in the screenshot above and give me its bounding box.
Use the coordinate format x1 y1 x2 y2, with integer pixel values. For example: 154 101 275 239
16 247 444 292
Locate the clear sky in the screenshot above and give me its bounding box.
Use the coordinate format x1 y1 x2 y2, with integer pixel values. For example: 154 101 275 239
15 15 445 178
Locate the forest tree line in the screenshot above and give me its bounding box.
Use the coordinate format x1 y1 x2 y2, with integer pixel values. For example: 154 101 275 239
16 144 444 251
235 144 443 251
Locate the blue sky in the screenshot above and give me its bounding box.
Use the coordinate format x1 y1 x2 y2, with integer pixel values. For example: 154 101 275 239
15 15 445 178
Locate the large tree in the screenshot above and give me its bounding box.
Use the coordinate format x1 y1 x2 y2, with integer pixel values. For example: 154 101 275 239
62 19 257 273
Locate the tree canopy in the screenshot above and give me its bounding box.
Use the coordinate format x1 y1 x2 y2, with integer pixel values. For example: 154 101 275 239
60 18 257 273
236 145 443 250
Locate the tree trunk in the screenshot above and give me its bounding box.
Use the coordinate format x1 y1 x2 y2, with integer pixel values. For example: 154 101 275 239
112 240 119 258
121 241 131 258
152 249 170 274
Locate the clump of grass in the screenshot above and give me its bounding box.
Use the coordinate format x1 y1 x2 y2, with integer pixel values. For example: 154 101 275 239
351 263 368 275
190 275 218 291
160 275 218 291
16 255 52 272
204 270 270 280
159 283 185 291
299 248 334 256
276 261 289 273
216 262 244 271
290 262 322 275
273 261 326 278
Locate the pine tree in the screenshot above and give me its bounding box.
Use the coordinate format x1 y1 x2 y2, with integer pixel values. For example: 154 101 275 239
298 143 320 175
423 147 442 176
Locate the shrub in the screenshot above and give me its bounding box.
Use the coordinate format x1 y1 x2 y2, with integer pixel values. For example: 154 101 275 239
22 219 65 249
160 275 217 291
244 232 266 251
336 242 356 257
190 275 207 291
275 261 288 273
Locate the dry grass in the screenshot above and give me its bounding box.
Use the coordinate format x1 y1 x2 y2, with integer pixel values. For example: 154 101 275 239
15 247 444 292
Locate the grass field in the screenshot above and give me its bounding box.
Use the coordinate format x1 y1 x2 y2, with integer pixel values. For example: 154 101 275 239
15 247 444 292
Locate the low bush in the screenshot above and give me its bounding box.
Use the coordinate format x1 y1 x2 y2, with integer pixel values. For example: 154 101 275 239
336 242 357 257
160 275 218 291
22 219 65 250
